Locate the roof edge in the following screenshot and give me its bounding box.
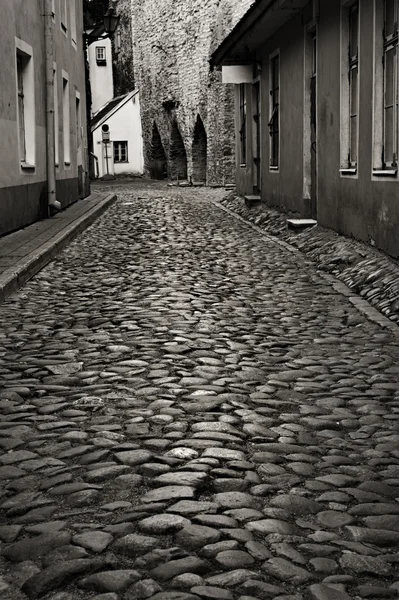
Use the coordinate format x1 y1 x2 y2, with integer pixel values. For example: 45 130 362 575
91 90 138 132
210 0 277 68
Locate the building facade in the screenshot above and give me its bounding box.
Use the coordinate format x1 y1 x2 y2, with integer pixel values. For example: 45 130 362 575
213 0 399 258
91 91 144 178
112 0 254 185
88 38 114 115
0 0 89 237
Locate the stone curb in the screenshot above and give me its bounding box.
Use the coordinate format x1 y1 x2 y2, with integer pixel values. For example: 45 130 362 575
0 193 117 305
210 198 399 338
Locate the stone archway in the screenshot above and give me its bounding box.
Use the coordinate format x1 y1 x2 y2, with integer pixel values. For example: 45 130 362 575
192 115 207 184
149 122 167 179
169 121 187 181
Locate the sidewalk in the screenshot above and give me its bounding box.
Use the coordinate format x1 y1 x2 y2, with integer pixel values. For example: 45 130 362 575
0 190 116 304
217 192 399 332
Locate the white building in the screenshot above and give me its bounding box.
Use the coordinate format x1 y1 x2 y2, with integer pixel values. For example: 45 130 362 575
88 38 114 115
91 91 144 178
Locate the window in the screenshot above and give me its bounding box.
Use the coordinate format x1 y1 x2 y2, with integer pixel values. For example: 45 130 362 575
15 39 35 168
76 93 81 150
383 0 398 168
54 64 59 166
114 141 128 163
96 46 106 65
17 56 26 162
62 72 70 165
61 0 67 33
340 1 359 174
71 0 77 47
239 84 246 165
115 30 122 53
373 0 399 174
269 52 280 170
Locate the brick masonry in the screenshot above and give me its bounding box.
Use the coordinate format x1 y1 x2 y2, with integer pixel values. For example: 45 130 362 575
112 0 254 185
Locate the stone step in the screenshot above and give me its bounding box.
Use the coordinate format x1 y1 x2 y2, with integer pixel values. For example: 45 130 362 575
287 218 317 229
244 195 261 208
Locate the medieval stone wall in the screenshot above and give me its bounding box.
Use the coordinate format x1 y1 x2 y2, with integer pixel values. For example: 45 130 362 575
113 0 254 185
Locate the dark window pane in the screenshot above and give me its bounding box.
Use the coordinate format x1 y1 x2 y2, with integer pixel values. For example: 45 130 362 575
350 66 358 116
385 0 396 38
350 116 358 163
349 4 359 58
385 105 394 162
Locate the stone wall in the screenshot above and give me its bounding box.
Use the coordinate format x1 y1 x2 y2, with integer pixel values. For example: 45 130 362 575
111 0 135 97
112 0 254 185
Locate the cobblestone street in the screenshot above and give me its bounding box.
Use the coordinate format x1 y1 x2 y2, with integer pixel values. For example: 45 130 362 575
1 181 399 600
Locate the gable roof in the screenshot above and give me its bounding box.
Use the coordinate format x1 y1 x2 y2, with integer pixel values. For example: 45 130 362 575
91 91 138 132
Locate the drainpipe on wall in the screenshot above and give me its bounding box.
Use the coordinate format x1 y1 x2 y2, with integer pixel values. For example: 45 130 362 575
44 0 61 214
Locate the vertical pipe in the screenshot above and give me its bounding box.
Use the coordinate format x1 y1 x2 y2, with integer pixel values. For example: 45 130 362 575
44 0 60 213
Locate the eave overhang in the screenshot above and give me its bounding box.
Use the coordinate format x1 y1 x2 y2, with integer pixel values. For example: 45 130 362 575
211 0 310 67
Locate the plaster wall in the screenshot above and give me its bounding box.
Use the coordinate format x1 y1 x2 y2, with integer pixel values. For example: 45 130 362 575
233 0 399 257
235 14 305 213
0 0 89 236
89 38 114 114
317 0 399 257
92 95 144 177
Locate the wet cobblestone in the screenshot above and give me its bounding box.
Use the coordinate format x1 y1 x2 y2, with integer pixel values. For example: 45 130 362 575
0 181 399 599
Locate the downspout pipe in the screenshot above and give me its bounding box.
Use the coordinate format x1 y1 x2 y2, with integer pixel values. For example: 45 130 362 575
44 0 61 214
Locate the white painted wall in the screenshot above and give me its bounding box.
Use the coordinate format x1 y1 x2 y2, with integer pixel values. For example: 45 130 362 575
92 94 144 178
88 38 114 114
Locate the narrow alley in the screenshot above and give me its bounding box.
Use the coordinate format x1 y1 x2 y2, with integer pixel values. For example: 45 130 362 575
0 182 399 600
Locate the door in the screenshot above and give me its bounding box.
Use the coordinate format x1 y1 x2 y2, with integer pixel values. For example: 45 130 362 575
310 32 317 219
252 81 261 193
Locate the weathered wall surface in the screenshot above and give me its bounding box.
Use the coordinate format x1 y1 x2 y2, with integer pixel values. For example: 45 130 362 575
113 0 254 184
0 0 89 236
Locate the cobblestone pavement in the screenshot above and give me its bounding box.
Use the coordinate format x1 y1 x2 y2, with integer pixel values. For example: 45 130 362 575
1 181 399 600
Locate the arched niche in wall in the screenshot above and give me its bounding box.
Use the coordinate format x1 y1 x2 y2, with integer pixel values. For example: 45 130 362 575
149 122 167 180
192 115 207 184
169 120 188 181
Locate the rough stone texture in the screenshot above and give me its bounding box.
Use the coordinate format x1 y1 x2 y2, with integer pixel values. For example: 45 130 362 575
113 0 254 184
2 179 399 599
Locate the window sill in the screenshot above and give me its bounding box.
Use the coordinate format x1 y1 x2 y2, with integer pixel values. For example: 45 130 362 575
239 163 246 168
21 162 36 171
269 166 279 172
64 161 71 167
340 167 357 175
373 168 397 177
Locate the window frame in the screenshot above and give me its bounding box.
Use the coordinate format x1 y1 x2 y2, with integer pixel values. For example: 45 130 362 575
75 91 81 151
60 0 68 34
269 49 280 172
53 62 59 167
340 0 360 176
15 38 35 170
239 83 247 166
372 0 399 177
96 46 107 65
70 0 77 48
62 70 71 166
17 55 26 163
113 141 129 163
